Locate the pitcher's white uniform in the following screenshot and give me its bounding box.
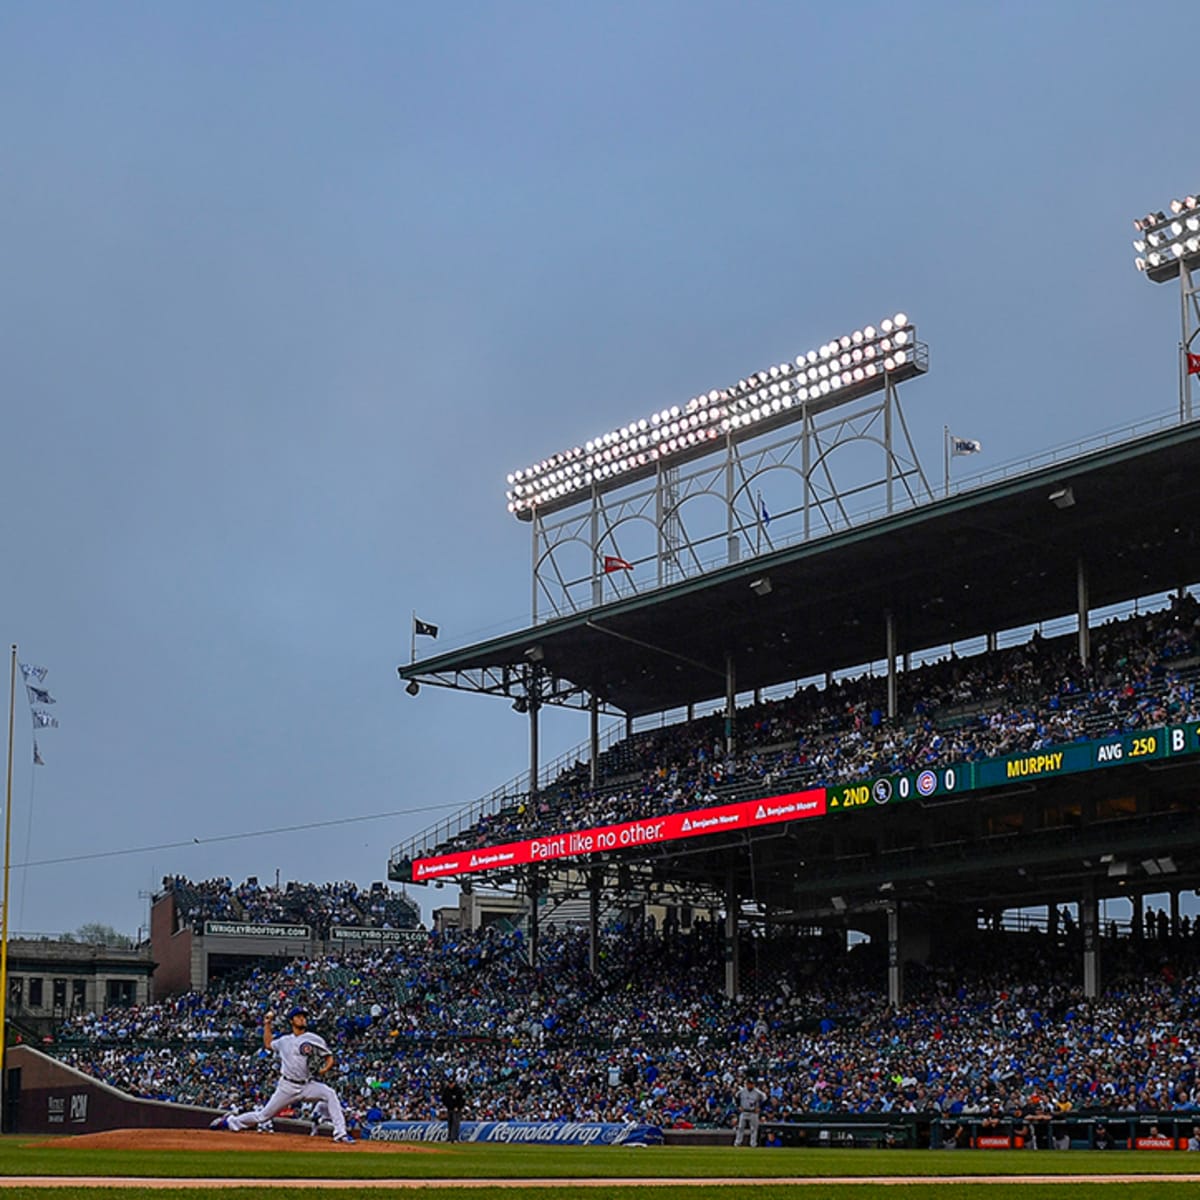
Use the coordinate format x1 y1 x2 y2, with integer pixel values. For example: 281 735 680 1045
226 1029 350 1139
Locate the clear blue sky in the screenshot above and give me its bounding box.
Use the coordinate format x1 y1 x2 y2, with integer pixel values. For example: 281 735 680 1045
1 1 1195 937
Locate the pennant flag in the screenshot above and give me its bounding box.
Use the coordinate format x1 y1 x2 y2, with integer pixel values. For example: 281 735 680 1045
1188 352 1200 376
413 617 439 639
20 663 48 684
33 741 44 767
32 711 59 729
759 497 771 528
603 554 633 573
951 436 982 456
27 685 55 706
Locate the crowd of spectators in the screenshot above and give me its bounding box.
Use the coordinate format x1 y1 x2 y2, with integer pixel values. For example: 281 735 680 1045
60 598 1200 1134
52 916 1200 1131
414 595 1200 861
162 876 420 936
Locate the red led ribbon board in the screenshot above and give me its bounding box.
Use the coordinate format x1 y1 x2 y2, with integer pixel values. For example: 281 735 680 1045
412 788 826 881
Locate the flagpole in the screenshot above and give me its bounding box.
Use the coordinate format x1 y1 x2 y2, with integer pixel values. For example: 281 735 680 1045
756 490 762 556
1 644 17 1125
943 425 950 498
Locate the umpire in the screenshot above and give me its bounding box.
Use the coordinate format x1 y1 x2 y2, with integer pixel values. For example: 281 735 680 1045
440 1077 467 1142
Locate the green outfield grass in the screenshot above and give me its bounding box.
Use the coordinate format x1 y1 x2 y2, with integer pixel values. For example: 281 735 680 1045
5 1139 1200 1187
4 1187 1200 1200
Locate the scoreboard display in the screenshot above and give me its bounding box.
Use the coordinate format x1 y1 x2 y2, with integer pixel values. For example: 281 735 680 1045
828 724 1200 811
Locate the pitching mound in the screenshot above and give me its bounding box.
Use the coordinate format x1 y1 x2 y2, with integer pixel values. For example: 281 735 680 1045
27 1128 439 1153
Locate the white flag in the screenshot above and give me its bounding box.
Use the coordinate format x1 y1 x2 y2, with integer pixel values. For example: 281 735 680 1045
32 710 59 729
20 663 49 684
951 436 982 456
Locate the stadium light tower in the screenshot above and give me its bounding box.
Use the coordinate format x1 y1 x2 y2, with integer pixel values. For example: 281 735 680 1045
505 314 931 622
1132 189 1200 421
505 315 923 519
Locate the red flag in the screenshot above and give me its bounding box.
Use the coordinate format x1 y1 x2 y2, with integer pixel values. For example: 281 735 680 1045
603 555 633 573
1188 352 1200 376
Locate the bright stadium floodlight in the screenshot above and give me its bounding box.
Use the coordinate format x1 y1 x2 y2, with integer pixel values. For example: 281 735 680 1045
1131 188 1200 422
1133 193 1200 282
504 313 927 520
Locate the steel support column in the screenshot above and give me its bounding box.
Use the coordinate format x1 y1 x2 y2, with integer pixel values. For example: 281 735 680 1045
588 867 600 974
1077 557 1090 667
725 652 736 757
528 666 540 803
1081 885 1099 999
887 903 902 1007
589 693 599 790
528 867 540 969
885 610 898 720
724 870 740 1001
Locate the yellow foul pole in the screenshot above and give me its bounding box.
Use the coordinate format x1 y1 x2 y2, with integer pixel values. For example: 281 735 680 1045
0 644 17 1119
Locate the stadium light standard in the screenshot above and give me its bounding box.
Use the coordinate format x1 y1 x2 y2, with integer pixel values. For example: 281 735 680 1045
504 313 923 520
507 312 931 623
1132 189 1200 421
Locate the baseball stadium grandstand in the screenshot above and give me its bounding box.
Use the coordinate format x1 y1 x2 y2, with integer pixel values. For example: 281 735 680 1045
19 191 1200 1152
25 414 1200 1147
390 306 1200 1017
148 875 422 995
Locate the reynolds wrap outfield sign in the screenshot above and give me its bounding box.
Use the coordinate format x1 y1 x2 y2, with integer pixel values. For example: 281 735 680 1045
366 1119 662 1145
411 722 1200 882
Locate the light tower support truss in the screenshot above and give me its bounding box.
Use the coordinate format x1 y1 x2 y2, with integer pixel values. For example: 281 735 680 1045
1180 261 1199 422
529 345 931 623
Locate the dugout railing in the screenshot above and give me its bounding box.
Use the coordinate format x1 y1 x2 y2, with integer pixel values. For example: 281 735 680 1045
930 1113 1200 1150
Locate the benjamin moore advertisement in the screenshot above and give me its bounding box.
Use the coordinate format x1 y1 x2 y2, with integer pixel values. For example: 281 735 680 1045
412 789 825 879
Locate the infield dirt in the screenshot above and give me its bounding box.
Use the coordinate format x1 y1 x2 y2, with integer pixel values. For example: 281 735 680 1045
25 1129 438 1154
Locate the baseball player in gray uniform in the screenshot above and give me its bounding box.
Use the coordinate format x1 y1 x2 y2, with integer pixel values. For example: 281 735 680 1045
211 1005 354 1143
733 1076 768 1147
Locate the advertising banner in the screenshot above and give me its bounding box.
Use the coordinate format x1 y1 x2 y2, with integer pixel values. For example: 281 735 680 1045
330 927 426 944
366 1120 663 1145
203 922 310 939
413 788 824 881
